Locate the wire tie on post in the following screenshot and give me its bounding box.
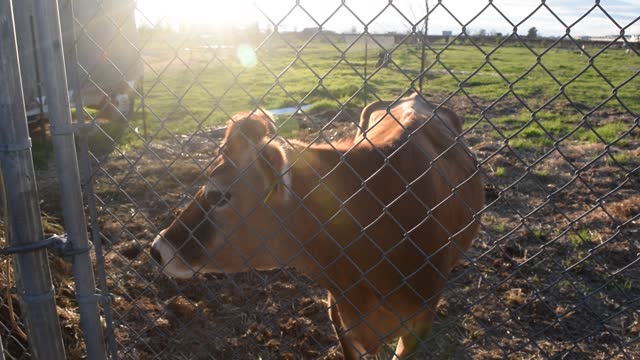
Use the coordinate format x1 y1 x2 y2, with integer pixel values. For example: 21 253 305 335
58 243 93 258
0 235 62 256
50 123 75 136
49 122 96 137
0 138 32 153
76 293 110 305
0 233 92 259
21 287 56 305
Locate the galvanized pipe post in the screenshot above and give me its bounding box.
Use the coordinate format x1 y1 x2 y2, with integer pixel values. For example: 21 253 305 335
364 34 368 106
0 1 66 359
31 0 108 359
59 0 119 357
29 14 46 143
0 333 5 360
418 0 430 93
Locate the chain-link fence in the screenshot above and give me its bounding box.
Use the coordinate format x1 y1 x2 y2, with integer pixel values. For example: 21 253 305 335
1 0 639 359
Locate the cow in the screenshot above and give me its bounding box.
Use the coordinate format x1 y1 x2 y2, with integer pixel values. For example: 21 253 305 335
150 92 485 359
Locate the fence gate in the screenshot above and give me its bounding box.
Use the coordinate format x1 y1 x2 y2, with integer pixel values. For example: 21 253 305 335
1 0 640 359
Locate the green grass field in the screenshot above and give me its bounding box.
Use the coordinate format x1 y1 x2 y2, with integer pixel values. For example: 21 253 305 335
79 38 638 154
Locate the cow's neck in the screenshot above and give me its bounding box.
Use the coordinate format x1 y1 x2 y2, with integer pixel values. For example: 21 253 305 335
282 141 366 285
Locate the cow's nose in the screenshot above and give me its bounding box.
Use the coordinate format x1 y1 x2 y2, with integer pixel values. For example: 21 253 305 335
150 246 162 264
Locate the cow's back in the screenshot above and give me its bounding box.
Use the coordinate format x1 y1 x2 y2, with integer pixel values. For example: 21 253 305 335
335 94 484 312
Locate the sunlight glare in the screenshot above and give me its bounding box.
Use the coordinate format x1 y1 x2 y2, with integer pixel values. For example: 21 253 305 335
236 44 258 68
143 0 256 28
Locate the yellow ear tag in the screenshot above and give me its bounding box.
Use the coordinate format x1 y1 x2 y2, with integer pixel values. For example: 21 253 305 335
263 186 276 204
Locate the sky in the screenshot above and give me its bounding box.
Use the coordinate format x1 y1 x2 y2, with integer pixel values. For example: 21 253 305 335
135 0 640 37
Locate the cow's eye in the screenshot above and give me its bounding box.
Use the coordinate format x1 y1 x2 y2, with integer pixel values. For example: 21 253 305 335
206 190 231 207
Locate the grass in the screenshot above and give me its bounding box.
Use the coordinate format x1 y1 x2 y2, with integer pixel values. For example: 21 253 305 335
510 137 554 151
129 40 638 145
576 122 632 144
605 151 632 166
414 44 639 109
308 98 344 113
491 222 507 233
29 37 639 156
533 170 551 181
569 228 593 247
481 103 635 152
531 229 544 240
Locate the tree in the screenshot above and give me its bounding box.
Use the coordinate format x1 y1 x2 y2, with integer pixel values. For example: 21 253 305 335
477 29 487 37
527 27 538 38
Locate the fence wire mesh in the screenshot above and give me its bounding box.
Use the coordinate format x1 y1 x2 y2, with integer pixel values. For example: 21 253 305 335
3 0 640 359
0 259 29 360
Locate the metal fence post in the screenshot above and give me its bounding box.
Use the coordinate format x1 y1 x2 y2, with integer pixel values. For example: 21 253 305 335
418 0 429 93
59 0 119 356
28 14 47 144
0 333 5 360
0 1 67 359
31 0 108 359
364 33 368 106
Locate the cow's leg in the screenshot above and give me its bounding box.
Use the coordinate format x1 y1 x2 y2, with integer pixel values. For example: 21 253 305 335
327 293 367 359
391 311 434 360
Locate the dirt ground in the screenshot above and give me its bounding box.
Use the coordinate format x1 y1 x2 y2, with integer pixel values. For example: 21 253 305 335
2 94 639 359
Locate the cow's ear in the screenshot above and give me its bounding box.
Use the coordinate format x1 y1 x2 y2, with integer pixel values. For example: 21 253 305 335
259 142 291 203
225 109 276 148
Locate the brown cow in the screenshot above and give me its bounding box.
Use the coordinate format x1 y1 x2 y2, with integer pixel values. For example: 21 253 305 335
150 92 484 359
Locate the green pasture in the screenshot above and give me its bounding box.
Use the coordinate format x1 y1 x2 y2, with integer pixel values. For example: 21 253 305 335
88 37 640 152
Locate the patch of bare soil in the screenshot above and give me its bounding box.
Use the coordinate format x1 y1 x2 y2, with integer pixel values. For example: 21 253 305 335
5 100 639 359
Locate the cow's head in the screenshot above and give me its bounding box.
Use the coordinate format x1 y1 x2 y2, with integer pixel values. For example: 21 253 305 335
150 110 293 278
